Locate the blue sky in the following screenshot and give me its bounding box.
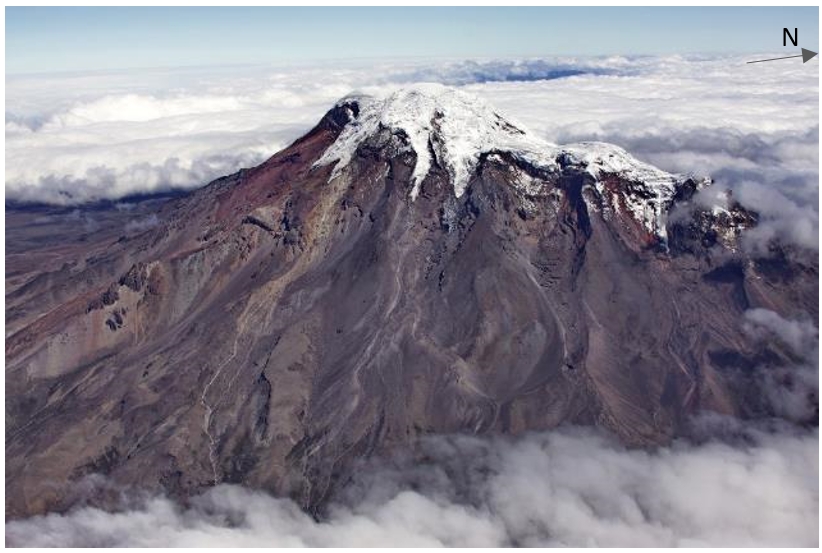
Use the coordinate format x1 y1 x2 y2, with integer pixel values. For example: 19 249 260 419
6 6 820 74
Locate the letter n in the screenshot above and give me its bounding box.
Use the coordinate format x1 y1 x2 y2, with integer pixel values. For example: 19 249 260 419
784 28 798 47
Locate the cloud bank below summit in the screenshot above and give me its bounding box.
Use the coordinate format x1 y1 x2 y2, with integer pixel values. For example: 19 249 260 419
6 425 818 547
6 55 819 249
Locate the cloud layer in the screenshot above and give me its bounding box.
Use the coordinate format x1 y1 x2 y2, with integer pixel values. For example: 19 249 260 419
5 426 817 547
7 54 819 251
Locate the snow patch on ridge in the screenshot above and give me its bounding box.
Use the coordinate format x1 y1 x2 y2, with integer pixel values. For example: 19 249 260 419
560 143 685 242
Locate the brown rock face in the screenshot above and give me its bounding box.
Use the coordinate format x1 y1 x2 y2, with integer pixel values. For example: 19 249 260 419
5 90 817 518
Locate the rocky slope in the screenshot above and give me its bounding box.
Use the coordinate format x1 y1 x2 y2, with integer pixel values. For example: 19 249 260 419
5 84 817 518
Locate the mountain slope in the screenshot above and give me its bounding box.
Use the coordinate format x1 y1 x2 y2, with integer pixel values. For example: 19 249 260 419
5 84 817 518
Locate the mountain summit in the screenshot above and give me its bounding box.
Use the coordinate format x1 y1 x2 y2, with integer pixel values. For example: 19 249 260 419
317 84 696 243
6 85 816 518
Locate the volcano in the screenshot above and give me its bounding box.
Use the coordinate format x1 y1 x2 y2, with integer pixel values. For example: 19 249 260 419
5 84 817 518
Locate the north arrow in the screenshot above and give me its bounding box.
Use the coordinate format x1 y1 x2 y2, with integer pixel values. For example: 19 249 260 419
747 48 818 64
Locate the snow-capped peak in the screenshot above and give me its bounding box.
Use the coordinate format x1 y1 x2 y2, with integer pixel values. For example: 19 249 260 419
315 83 558 199
314 84 698 241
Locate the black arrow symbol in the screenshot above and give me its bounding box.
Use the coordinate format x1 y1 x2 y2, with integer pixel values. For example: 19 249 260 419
747 48 818 64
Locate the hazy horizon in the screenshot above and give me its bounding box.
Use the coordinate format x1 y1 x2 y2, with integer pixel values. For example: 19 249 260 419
7 6 819 74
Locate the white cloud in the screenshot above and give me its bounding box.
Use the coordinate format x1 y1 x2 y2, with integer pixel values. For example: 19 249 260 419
5 427 817 547
746 308 818 355
124 213 160 233
744 309 819 422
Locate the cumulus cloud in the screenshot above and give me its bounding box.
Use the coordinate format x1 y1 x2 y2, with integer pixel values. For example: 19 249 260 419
744 308 819 422
124 213 160 233
7 55 819 252
746 308 818 355
5 427 817 547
